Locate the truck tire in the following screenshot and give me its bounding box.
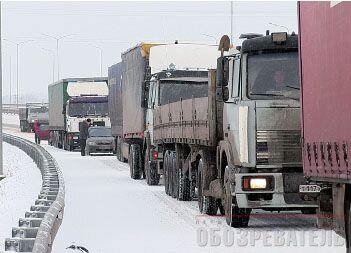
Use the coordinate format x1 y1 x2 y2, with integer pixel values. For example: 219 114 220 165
223 166 251 228
164 151 170 195
144 149 160 186
171 152 179 198
178 168 191 201
116 138 122 161
129 144 142 180
197 158 218 215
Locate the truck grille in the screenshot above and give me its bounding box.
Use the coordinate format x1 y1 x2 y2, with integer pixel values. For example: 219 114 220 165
96 141 112 145
256 130 302 167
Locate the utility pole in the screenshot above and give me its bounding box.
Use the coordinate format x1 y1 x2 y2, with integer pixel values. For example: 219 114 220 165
3 39 33 107
0 4 4 180
41 48 55 84
9 57 11 104
230 1 233 44
41 33 75 80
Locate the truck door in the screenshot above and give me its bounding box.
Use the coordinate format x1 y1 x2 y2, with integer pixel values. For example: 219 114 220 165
223 55 249 166
146 79 158 145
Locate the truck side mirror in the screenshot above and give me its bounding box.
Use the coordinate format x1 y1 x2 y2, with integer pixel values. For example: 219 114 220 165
216 57 229 87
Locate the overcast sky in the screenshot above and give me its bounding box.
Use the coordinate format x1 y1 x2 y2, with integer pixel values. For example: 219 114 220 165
1 1 298 103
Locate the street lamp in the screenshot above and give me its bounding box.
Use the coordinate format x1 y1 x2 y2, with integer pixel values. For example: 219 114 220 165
90 45 103 77
268 23 290 34
202 34 218 44
41 48 55 84
3 39 34 106
41 33 76 80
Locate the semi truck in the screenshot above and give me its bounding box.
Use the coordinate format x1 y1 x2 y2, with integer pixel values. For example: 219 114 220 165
48 77 110 151
19 103 49 132
149 33 317 228
143 43 220 185
111 43 159 179
299 2 351 251
108 62 124 161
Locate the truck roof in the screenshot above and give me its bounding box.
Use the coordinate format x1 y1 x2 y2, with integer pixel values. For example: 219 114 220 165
241 34 298 53
48 77 108 87
159 77 208 83
121 43 161 58
70 96 108 103
149 44 219 74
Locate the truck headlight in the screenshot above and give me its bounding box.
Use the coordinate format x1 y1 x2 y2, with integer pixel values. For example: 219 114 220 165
242 176 274 191
250 178 267 189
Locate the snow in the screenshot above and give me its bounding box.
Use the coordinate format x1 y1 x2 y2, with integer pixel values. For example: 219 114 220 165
0 142 42 251
1 116 347 253
2 113 19 128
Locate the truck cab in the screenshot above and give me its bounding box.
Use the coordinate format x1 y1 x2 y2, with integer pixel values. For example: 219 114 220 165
217 32 317 227
64 96 111 150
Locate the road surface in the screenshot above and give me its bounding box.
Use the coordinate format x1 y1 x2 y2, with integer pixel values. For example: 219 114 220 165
1 113 346 253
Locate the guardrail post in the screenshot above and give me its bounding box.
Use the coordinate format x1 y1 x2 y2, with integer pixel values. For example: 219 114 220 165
3 133 65 253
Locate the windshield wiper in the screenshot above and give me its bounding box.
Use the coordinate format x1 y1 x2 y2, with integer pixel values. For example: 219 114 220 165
286 85 300 90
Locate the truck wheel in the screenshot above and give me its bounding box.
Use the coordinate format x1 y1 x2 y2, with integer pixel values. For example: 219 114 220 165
197 158 218 215
168 152 177 198
224 166 251 227
116 138 122 161
164 151 170 195
171 152 179 199
129 144 142 180
178 169 191 201
144 149 160 186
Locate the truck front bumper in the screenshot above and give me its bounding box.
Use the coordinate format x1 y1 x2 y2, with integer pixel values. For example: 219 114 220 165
233 173 318 209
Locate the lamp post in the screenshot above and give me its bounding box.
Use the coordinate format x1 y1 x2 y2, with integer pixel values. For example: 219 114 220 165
41 33 76 80
0 6 3 179
3 39 33 107
90 45 103 77
9 57 12 104
268 22 290 34
41 48 55 84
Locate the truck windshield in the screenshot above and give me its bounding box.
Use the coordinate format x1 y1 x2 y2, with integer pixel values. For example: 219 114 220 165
247 51 299 100
89 127 112 137
68 102 108 117
29 107 48 113
159 82 208 105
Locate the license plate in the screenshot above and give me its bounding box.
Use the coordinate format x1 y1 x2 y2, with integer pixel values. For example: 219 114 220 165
299 185 321 193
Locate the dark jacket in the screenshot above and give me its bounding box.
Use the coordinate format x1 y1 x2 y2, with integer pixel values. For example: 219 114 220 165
79 121 90 139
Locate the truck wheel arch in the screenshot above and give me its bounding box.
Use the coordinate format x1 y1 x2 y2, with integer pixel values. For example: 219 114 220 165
217 140 236 184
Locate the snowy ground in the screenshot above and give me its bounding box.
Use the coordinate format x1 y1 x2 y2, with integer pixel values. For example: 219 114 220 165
1 115 347 253
2 113 20 129
0 142 42 251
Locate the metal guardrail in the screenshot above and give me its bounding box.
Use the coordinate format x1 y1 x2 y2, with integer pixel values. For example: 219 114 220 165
2 133 65 253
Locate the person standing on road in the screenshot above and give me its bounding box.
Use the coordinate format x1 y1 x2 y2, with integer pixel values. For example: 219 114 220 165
33 120 41 144
79 118 91 156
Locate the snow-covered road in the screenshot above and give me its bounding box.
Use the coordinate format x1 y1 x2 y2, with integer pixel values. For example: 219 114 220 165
0 142 42 251
2 114 347 253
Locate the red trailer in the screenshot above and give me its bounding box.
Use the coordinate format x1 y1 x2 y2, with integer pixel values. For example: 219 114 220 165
299 1 351 251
